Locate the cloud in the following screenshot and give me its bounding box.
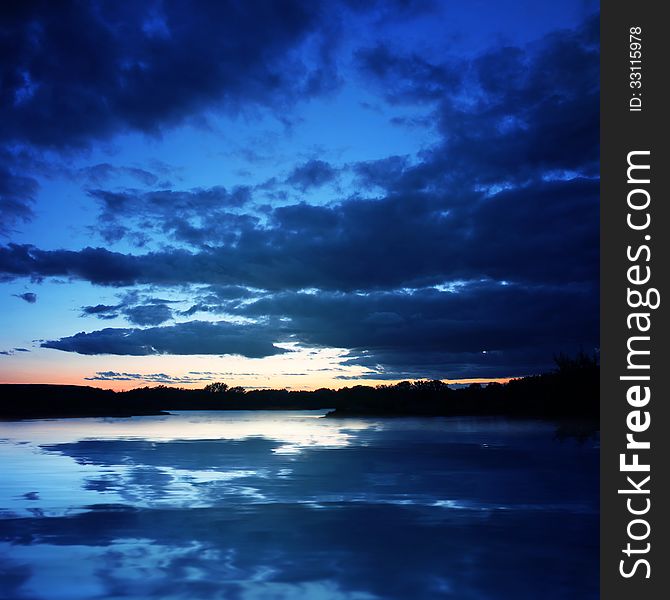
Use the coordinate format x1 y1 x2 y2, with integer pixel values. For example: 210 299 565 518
0 165 38 235
81 295 175 326
0 347 31 356
89 186 256 246
81 304 122 320
123 303 173 326
42 320 287 358
436 15 599 185
84 371 227 384
356 43 459 104
0 175 598 291
286 160 338 191
355 15 598 188
0 1 345 150
1 244 147 286
1 13 599 286
179 285 261 317
13 291 37 303
2 13 600 379
352 155 410 190
0 16 598 290
91 187 253 217
233 281 598 378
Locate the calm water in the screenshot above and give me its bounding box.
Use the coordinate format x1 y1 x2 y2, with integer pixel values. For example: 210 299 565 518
0 411 598 600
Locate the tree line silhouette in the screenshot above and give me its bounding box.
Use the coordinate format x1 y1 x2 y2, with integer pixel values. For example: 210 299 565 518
0 353 598 422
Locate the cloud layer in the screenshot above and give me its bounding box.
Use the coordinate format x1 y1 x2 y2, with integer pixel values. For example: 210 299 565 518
0 5 599 380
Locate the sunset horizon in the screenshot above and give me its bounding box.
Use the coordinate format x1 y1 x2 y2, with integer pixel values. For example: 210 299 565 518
1 1 598 393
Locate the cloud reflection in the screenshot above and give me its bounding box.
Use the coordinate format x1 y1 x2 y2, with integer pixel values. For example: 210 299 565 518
0 412 598 599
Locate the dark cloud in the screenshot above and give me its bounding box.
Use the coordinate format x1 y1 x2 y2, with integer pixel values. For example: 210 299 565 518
81 304 122 320
234 281 597 378
202 285 260 301
91 187 253 216
0 165 38 235
0 176 598 292
356 15 598 188
179 285 261 316
440 15 599 186
286 159 338 191
1 16 598 286
123 303 173 326
42 320 287 358
89 186 256 246
1 244 146 286
352 155 410 189
179 303 222 317
81 295 174 325
0 1 346 150
13 291 37 303
356 43 459 104
1 13 599 378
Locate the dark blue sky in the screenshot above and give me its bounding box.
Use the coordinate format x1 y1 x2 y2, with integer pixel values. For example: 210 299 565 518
0 0 599 389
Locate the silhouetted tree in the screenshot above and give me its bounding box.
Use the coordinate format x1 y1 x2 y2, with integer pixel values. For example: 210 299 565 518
204 382 228 393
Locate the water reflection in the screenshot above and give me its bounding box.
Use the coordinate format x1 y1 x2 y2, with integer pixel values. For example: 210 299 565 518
0 410 369 447
0 412 598 599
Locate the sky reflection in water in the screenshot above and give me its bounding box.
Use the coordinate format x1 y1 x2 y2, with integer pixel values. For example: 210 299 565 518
0 411 598 599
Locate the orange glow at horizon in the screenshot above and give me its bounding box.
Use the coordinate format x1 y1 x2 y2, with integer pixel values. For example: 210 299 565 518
0 364 514 391
0 375 514 392
0 343 516 392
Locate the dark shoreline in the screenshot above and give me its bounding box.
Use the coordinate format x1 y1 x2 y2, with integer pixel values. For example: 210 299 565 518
1 355 598 423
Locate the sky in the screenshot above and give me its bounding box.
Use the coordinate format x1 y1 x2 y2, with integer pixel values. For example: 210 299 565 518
0 0 600 391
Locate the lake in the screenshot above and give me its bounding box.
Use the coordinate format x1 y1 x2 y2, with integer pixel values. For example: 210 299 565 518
0 411 598 599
